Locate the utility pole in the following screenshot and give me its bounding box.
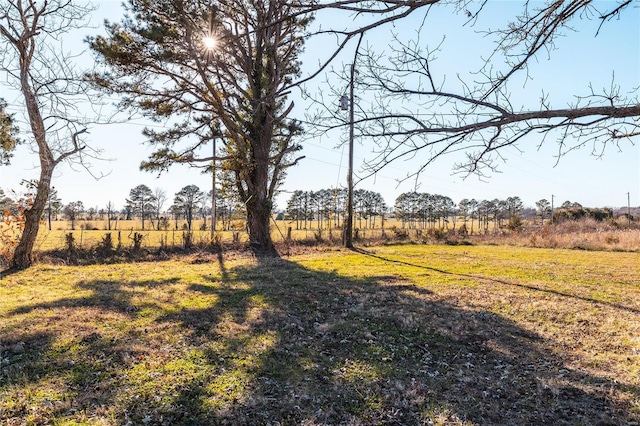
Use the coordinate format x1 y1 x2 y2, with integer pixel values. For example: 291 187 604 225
341 34 363 249
341 63 355 249
627 192 631 228
551 194 555 225
211 136 216 240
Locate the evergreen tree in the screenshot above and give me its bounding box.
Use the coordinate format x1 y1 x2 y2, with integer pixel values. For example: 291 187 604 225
173 185 204 231
89 0 310 256
126 185 156 231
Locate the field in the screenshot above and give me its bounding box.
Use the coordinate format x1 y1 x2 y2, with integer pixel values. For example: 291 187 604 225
31 219 346 251
20 217 640 255
1 245 639 425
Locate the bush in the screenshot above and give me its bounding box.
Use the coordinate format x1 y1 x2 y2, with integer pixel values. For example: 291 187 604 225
65 233 77 264
507 216 524 232
182 231 193 248
97 232 114 255
131 232 144 251
391 226 409 240
425 227 447 241
0 201 28 268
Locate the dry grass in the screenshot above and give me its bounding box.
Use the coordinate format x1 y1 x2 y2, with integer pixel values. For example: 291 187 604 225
1 245 639 425
474 219 640 252
24 217 640 255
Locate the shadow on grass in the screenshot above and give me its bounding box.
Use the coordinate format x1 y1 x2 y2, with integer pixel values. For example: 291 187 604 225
8 277 180 316
1 255 638 425
354 247 640 315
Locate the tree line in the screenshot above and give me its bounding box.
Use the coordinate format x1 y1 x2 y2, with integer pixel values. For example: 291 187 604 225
0 183 243 233
2 184 632 238
284 189 386 231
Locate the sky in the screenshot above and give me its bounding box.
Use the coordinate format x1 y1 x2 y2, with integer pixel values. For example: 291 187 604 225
1 0 639 212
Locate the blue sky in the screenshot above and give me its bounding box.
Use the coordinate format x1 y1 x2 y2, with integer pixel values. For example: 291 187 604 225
1 0 638 212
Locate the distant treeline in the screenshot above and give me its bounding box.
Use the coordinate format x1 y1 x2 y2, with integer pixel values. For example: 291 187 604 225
2 187 636 232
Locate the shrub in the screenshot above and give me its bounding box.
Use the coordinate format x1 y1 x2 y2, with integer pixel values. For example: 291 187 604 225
97 232 114 255
0 200 28 268
507 216 524 232
65 233 77 264
131 232 144 251
391 226 409 240
604 235 620 245
182 231 193 248
425 227 447 241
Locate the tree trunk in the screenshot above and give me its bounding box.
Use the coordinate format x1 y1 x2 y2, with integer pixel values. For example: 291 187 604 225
10 41 54 271
246 196 277 256
11 171 52 270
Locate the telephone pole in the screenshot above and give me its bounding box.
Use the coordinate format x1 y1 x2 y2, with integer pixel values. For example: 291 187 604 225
342 62 355 249
627 192 631 228
211 136 216 240
341 34 363 249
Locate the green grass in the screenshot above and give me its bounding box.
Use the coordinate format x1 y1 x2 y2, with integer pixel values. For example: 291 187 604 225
1 245 639 425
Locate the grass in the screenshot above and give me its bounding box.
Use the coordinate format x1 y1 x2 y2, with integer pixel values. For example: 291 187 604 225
1 245 639 425
24 217 640 255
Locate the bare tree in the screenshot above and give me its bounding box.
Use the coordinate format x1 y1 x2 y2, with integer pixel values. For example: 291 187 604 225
105 200 115 230
303 1 638 182
152 188 167 231
0 0 101 270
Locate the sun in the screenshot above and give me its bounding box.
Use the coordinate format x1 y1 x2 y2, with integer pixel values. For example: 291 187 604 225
202 35 217 51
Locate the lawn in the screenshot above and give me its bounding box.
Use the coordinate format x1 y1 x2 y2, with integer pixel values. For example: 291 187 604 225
1 245 639 425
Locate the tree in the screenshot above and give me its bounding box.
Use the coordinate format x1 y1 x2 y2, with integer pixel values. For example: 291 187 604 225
505 197 524 220
1 0 99 270
173 185 204 232
536 199 552 225
105 201 116 230
0 99 19 165
286 190 306 230
89 0 309 256
435 195 455 229
44 189 63 231
0 189 14 215
304 1 638 186
63 201 84 231
126 185 156 231
458 199 472 228
210 182 243 232
394 192 419 229
152 188 167 230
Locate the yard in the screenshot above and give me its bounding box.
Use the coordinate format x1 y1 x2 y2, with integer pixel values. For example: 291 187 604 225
1 245 639 424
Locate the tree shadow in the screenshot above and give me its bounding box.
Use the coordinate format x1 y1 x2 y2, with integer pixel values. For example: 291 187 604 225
8 277 180 316
145 258 636 425
1 256 637 425
354 247 640 314
1 276 183 422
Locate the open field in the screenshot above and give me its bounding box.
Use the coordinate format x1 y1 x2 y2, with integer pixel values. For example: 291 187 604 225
1 245 639 424
14 217 640 255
